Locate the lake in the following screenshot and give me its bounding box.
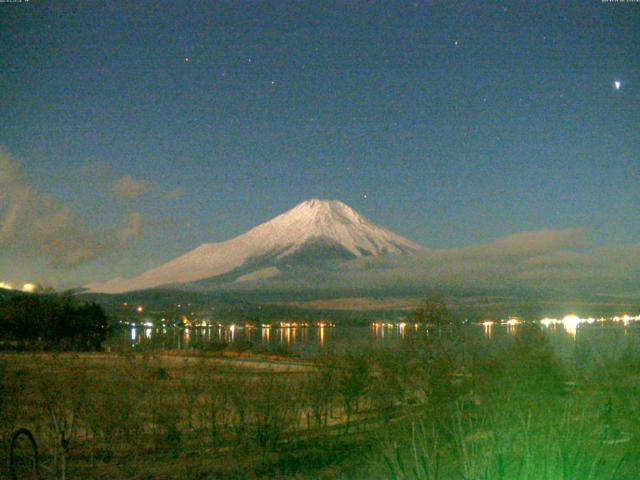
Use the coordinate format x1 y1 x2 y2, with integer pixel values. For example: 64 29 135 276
117 315 640 364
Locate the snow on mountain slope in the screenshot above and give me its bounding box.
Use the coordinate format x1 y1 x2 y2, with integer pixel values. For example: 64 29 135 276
85 199 423 293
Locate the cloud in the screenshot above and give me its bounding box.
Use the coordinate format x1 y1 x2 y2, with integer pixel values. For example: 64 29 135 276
0 148 144 269
111 175 152 199
263 227 639 292
118 212 142 243
376 229 637 288
454 228 590 259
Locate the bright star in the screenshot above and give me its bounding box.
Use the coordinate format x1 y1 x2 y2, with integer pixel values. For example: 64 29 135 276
614 80 621 90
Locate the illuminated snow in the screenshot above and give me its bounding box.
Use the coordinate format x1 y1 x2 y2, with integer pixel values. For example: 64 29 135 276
86 199 422 293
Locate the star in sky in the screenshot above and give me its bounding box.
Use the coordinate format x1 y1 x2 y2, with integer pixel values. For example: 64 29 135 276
614 80 621 90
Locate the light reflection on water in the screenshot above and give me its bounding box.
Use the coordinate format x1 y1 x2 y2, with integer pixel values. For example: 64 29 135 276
262 325 270 342
122 323 340 353
483 321 493 338
120 317 640 361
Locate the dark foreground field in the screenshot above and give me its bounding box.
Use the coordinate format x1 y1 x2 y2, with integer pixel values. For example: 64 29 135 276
1 326 640 479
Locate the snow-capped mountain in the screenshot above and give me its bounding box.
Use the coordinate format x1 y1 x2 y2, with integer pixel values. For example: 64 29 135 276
85 199 423 294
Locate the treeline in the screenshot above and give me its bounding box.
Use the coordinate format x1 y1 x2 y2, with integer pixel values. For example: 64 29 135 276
0 293 108 350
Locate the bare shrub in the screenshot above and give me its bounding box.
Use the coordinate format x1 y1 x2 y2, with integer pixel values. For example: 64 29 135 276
337 352 371 434
249 372 301 458
304 354 338 429
31 355 88 480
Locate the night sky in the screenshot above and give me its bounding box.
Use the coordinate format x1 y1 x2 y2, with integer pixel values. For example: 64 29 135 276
1 1 639 288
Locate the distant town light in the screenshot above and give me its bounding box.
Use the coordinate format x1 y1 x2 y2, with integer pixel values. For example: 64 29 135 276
540 318 558 327
1 282 38 292
137 306 144 313
561 315 581 336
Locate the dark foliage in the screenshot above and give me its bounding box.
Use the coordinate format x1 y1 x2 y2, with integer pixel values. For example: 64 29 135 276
0 293 109 350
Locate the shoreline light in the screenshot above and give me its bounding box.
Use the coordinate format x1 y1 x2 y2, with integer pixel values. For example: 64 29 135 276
0 282 39 293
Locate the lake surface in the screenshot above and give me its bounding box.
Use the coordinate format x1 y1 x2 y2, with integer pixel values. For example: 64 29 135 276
116 317 640 364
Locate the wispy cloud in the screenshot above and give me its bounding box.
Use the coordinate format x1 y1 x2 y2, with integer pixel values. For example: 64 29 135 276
111 175 152 199
261 227 639 291
0 148 144 269
343 227 638 288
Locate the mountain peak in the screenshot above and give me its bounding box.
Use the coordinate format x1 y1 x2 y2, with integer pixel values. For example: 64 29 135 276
296 198 348 209
86 199 423 293
281 199 363 225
